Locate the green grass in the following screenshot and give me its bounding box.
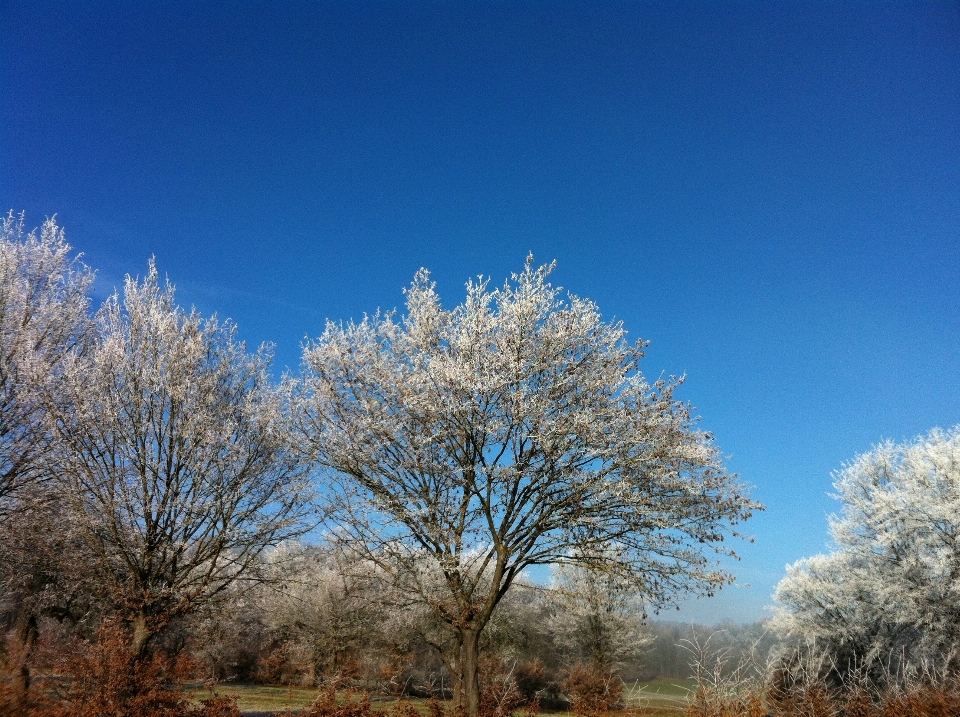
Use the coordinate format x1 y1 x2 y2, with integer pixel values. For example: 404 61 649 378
623 679 696 714
185 685 441 714
184 680 696 716
185 683 319 712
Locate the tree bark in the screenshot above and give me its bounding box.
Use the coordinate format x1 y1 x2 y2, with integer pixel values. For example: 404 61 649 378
460 628 482 717
451 662 463 708
10 610 39 711
130 612 154 660
429 629 465 704
450 632 464 707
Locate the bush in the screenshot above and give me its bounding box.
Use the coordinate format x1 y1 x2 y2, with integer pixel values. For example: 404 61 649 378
255 642 307 686
43 624 190 717
682 644 960 717
191 697 244 717
513 661 550 703
12 622 242 717
302 687 375 717
561 664 623 717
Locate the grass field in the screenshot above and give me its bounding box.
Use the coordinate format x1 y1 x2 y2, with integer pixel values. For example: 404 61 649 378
185 681 696 716
624 679 696 714
186 683 319 712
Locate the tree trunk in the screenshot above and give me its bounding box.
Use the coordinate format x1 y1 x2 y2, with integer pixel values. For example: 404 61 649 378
451 662 463 709
450 632 464 707
130 612 154 660
441 651 465 706
10 610 39 711
460 628 482 717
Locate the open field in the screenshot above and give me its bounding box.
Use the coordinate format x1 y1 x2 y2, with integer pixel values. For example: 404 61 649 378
185 683 318 713
625 680 696 714
183 681 696 717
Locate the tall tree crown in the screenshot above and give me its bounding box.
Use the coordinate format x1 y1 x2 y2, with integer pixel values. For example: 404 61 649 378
299 257 756 606
0 212 93 514
46 261 312 637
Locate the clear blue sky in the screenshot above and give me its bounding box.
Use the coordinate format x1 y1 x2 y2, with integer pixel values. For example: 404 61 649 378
3 1 959 623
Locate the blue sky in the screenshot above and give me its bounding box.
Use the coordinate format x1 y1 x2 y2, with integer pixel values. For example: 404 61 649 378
3 1 959 622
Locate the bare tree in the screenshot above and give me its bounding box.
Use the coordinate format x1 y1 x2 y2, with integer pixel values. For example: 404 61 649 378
45 261 312 657
0 212 92 517
296 257 758 717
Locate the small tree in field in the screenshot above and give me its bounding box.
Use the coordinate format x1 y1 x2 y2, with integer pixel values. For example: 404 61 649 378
773 426 960 678
546 563 651 675
296 257 758 717
45 261 312 658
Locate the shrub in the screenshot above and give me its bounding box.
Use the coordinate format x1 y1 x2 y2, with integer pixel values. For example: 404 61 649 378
561 664 623 717
17 622 242 717
256 642 306 686
190 697 244 717
302 687 375 717
43 624 190 717
513 661 550 702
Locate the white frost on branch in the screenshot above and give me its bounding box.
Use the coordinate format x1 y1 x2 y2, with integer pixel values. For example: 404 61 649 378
0 212 93 516
44 260 312 651
295 256 757 716
773 427 960 667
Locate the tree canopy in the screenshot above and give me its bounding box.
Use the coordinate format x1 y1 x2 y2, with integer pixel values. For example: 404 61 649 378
296 257 757 717
773 427 960 674
44 261 313 655
0 212 92 517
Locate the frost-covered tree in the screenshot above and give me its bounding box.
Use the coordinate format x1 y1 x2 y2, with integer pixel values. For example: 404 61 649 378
773 427 960 674
546 564 651 674
0 212 92 517
254 544 380 685
45 261 312 657
296 257 757 717
0 212 93 708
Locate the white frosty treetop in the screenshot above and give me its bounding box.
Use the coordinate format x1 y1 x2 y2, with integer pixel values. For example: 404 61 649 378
297 256 756 610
